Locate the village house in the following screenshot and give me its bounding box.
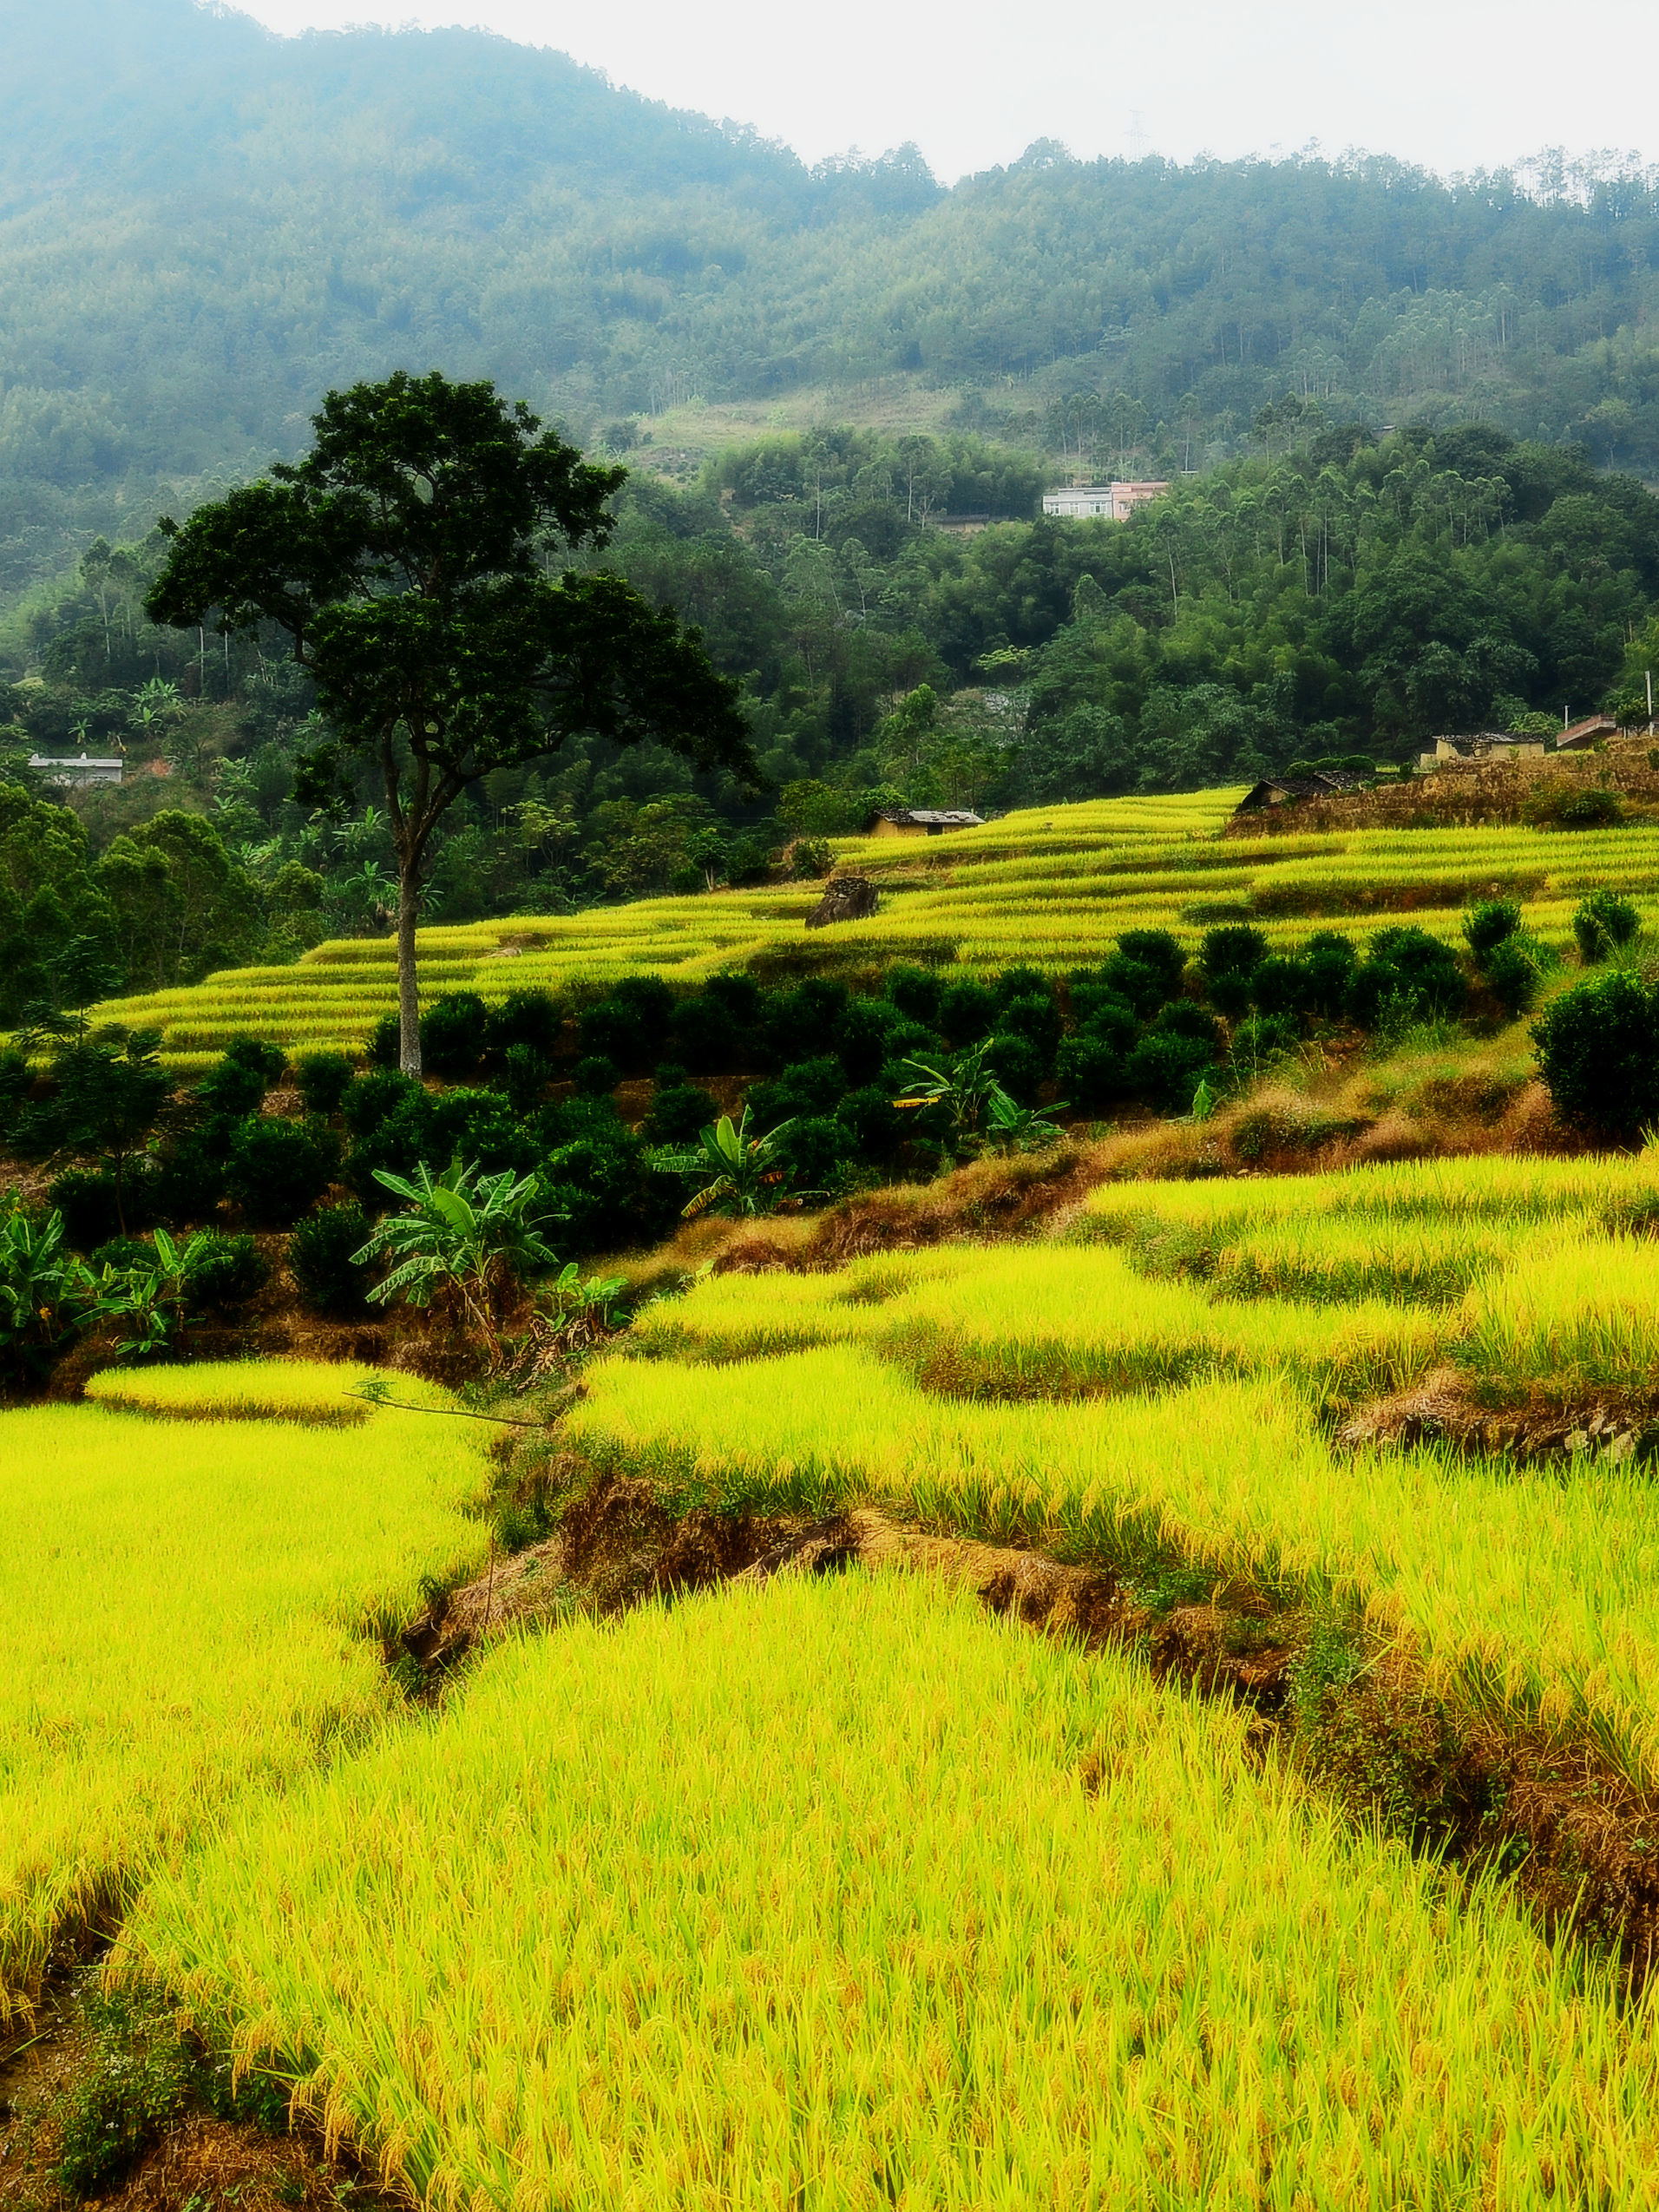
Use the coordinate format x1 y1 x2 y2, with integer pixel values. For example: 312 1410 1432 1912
1041 482 1170 522
1555 714 1627 752
28 752 123 787
863 806 985 838
1416 733 1549 771
1234 771 1370 812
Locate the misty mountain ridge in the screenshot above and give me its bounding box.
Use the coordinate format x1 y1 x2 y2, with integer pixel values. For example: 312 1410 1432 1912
2 0 1658 601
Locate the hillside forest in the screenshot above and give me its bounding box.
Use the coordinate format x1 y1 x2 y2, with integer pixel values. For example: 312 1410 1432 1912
3 407 1659 1020
5 0 1659 601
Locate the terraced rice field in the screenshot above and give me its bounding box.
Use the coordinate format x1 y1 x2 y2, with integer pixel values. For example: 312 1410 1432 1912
575 1153 1659 1792
15 1159 1659 2201
90 790 1659 1064
120 1572 1659 2209
0 1362 489 2022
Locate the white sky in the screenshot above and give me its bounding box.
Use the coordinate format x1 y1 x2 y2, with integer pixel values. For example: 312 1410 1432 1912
233 0 1656 185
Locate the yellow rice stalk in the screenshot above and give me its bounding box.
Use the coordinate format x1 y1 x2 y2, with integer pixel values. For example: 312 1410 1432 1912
120 1572 1659 2209
0 1369 489 2019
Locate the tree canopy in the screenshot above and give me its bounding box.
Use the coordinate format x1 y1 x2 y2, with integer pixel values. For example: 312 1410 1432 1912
145 371 753 1070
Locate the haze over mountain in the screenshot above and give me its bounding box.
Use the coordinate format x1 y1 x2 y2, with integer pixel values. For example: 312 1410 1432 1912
3 0 1658 601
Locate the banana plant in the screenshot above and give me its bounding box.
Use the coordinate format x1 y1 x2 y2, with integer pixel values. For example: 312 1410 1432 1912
652 1109 796 1218
0 1203 93 1379
894 1038 1007 1140
354 1158 560 1334
984 1090 1067 1153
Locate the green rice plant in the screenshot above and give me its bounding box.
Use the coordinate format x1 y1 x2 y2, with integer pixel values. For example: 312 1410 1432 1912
117 1571 1659 2209
0 1368 489 2019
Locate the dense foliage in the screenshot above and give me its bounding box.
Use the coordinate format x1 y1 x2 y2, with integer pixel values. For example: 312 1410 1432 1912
5 0 1659 602
6 414 1656 972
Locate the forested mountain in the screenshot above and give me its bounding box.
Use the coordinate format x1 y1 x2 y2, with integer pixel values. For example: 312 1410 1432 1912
4 0 1659 604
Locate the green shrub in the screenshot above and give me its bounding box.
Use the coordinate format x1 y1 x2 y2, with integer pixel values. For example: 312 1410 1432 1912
641 1081 715 1145
1573 890 1641 962
770 1114 857 1194
341 1067 415 1139
49 1165 157 1249
1462 900 1522 963
834 996 916 1086
934 978 998 1049
579 977 677 1073
289 1203 376 1314
1056 1033 1127 1111
1200 924 1269 981
835 1083 911 1159
983 1030 1046 1105
1115 929 1187 994
53 1989 191 2196
294 1049 356 1116
182 1230 269 1307
1229 1013 1299 1070
668 993 751 1074
1300 932 1360 1018
501 1043 553 1116
1528 784 1628 829
1248 955 1315 1021
224 1116 341 1229
757 978 851 1067
993 991 1062 1064
1481 939 1544 1017
148 1132 226 1226
0 1047 32 1138
419 991 489 1080
884 964 943 1027
1123 1030 1216 1114
573 1053 620 1099
367 1015 401 1068
748 1057 847 1124
485 988 563 1059
1532 970 1659 1137
194 1046 276 1117
1345 928 1466 1030
1089 952 1170 1021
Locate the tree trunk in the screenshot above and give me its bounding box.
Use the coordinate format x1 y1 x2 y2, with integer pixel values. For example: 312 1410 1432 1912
397 861 423 1078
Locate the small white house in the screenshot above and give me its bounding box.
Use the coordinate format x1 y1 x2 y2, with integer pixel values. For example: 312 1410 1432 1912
30 752 123 787
1042 481 1170 522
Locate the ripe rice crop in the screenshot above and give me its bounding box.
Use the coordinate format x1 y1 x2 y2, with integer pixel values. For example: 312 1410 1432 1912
0 1366 489 2019
1458 1231 1659 1401
76 787 1657 1062
642 1246 1443 1404
567 1348 1659 1790
83 1355 390 1424
120 1571 1659 2209
1080 1152 1659 1242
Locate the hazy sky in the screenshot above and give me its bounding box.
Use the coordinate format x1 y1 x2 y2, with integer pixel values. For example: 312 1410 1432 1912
236 0 1654 185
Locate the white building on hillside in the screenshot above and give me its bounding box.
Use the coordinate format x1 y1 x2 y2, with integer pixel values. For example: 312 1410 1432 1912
1043 481 1170 521
29 752 123 787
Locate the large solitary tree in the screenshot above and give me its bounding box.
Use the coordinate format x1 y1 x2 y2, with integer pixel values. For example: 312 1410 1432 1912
146 371 755 1073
